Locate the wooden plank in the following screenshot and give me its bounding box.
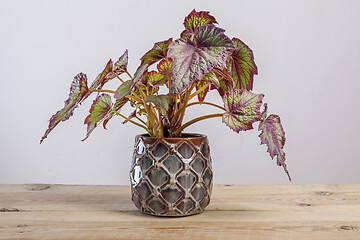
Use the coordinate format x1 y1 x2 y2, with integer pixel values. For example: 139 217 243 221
0 184 359 239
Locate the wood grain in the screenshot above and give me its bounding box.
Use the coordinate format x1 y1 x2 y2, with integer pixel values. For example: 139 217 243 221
0 184 359 239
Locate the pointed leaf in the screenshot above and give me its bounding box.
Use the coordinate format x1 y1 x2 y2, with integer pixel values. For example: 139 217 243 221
145 94 169 112
103 98 128 129
195 81 209 102
168 25 235 95
114 80 133 100
88 50 128 99
222 89 263 133
114 64 148 100
227 38 258 90
89 59 113 90
148 71 167 87
82 59 114 103
258 104 291 181
181 9 218 38
113 50 128 75
133 63 149 84
82 94 113 141
140 38 172 67
40 73 88 143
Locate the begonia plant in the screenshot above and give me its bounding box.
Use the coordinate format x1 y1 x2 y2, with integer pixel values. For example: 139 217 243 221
41 10 291 180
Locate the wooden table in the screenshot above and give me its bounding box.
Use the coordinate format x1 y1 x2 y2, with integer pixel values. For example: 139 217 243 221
0 184 359 239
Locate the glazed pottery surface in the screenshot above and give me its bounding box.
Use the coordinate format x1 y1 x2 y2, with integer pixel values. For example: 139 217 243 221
130 134 213 216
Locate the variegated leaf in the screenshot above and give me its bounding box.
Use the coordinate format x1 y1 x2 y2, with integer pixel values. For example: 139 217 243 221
205 67 234 96
195 81 209 102
114 64 148 100
145 94 169 112
227 38 258 90
202 71 220 88
133 64 149 84
181 9 218 38
258 104 291 181
114 80 133 100
140 38 172 67
103 98 128 129
222 89 263 133
168 25 235 95
40 73 89 143
148 71 167 87
157 58 172 76
82 94 113 141
89 59 113 91
113 50 128 75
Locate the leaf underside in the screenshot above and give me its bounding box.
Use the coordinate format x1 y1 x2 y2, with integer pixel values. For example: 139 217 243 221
227 38 257 90
82 94 113 141
258 104 291 180
222 89 263 133
40 73 88 143
168 25 235 95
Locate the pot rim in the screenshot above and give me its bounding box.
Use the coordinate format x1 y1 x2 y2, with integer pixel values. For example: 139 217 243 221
136 133 207 140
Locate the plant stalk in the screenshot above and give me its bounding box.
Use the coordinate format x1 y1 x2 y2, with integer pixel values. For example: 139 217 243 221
186 101 227 111
112 110 151 134
89 89 115 94
174 113 223 135
189 82 211 100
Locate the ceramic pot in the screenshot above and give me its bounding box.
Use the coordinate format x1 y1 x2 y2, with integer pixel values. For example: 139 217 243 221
130 134 213 216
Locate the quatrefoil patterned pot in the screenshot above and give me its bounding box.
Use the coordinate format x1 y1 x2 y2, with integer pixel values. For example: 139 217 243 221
130 134 213 216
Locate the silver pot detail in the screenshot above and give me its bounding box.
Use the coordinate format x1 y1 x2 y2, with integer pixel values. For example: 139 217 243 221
130 134 213 216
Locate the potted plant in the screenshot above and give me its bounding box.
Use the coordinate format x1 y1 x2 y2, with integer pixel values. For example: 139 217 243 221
41 9 290 216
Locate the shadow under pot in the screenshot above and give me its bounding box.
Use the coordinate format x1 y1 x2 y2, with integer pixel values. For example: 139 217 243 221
130 133 213 216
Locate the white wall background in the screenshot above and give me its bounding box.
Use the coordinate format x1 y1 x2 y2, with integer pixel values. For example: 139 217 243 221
1 0 359 185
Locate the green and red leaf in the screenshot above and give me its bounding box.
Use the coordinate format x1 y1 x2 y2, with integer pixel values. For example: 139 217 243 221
222 89 263 133
181 9 218 38
103 98 128 129
157 58 173 76
195 81 209 102
89 59 113 90
113 50 128 75
140 38 172 67
227 38 257 90
114 64 148 100
148 71 167 87
114 80 133 100
40 73 89 143
82 94 113 141
258 104 291 180
168 25 235 95
205 67 234 96
202 71 220 88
